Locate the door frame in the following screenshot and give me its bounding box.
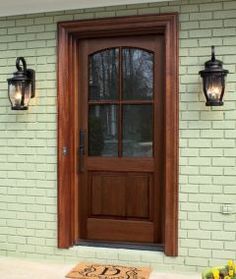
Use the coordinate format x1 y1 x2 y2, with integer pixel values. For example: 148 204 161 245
57 13 179 256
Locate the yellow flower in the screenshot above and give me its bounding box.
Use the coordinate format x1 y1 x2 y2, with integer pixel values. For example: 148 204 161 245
212 269 220 279
224 276 230 279
228 269 234 277
228 260 234 268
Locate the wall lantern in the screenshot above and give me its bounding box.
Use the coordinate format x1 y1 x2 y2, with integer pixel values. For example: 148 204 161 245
7 57 35 110
199 46 229 106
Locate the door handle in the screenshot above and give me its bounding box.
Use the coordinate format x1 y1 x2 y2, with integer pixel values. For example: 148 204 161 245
79 129 86 172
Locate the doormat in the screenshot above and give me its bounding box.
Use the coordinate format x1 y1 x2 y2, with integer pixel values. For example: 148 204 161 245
66 263 151 279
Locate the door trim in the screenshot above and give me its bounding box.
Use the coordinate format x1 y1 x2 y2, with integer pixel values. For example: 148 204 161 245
57 13 179 256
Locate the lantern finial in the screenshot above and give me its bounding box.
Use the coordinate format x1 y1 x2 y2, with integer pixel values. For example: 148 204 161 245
211 45 215 62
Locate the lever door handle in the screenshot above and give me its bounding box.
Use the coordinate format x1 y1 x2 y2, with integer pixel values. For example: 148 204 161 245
79 129 85 172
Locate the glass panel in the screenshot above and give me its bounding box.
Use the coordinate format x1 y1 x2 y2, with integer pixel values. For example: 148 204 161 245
205 74 223 101
9 83 23 107
88 105 118 157
123 105 153 157
89 48 119 100
123 48 153 100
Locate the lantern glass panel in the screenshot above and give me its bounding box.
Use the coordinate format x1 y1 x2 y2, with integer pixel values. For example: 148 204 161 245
23 83 32 107
9 83 23 107
205 74 223 102
9 81 32 109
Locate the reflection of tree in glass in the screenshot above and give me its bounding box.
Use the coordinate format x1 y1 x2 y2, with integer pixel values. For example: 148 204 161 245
89 105 118 157
123 48 153 100
89 49 118 100
88 116 104 156
123 105 153 157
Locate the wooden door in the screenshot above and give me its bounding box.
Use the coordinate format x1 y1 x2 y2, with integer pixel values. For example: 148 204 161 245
78 35 164 244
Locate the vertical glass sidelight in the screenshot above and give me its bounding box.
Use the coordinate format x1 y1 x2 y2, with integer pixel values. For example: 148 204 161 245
122 48 153 100
89 48 119 100
123 105 153 157
88 105 118 157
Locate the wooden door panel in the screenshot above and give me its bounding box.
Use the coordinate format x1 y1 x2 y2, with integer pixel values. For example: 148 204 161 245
90 173 126 217
87 218 154 242
89 172 152 220
87 157 154 172
126 175 151 219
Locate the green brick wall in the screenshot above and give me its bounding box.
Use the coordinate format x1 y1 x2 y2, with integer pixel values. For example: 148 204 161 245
0 0 236 272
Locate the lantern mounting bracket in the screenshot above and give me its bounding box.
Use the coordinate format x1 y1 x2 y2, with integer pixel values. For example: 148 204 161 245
15 57 35 98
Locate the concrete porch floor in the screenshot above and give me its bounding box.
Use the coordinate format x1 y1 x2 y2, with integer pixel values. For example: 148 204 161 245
0 256 201 279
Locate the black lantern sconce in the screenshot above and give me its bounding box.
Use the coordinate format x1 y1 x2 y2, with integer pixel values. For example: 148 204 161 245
199 46 229 106
7 57 35 110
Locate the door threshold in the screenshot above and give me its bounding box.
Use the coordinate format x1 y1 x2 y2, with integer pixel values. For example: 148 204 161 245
75 240 164 252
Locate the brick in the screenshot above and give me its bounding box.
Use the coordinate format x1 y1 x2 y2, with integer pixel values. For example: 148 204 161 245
213 157 235 167
34 17 53 25
160 6 180 13
8 27 26 35
200 20 223 29
200 221 223 231
199 39 223 49
185 257 209 267
189 157 211 166
213 176 236 185
16 18 34 26
200 166 223 175
200 3 223 12
201 240 224 249
181 239 200 248
214 10 236 19
199 203 221 212
213 250 236 259
191 12 212 21
189 29 212 38
181 203 199 211
199 185 223 194
224 186 236 194
213 139 235 148
224 18 236 27
26 25 45 33
116 10 138 16
224 223 236 232
95 11 116 18
181 4 199 13
224 242 236 250
181 21 199 30
188 212 211 221
188 248 211 258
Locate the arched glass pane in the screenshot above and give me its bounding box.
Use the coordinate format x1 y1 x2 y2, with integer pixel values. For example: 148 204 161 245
123 48 153 100
89 48 119 100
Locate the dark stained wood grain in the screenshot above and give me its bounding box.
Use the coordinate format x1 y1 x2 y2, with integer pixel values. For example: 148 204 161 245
126 175 151 219
87 157 154 172
90 173 126 217
87 218 154 243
